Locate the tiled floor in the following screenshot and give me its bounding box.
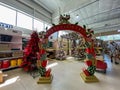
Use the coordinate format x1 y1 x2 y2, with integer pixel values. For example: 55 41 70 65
0 55 120 90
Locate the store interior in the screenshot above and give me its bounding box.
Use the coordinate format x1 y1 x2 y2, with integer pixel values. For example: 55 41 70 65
0 0 120 90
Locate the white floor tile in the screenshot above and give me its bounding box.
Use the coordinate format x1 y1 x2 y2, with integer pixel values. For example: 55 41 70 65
1 55 120 90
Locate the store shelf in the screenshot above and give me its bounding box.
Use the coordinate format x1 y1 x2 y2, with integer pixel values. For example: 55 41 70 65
0 56 23 61
0 41 22 44
1 66 19 71
0 21 23 71
0 29 22 37
0 50 12 53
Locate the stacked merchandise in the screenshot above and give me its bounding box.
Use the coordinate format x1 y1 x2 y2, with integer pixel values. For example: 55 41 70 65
0 28 23 70
0 58 23 70
2 60 10 69
0 44 23 70
0 44 10 51
10 58 23 67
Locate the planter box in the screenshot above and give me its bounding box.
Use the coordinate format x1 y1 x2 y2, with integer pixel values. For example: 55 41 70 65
37 75 53 84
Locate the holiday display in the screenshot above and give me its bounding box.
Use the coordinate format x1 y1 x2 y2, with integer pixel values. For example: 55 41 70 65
61 32 86 60
56 49 66 60
55 38 66 60
80 26 99 82
20 14 99 83
37 31 52 84
59 14 70 24
60 32 78 56
21 31 52 83
21 31 39 72
94 39 107 73
44 15 99 82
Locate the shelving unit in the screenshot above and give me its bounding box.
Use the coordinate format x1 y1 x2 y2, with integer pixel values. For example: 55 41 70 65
0 56 23 61
1 66 19 71
0 28 23 71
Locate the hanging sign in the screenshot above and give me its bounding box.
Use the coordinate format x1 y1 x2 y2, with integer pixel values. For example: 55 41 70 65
0 22 13 28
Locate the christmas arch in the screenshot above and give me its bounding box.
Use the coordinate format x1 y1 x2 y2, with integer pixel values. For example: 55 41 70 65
45 24 87 38
45 24 99 83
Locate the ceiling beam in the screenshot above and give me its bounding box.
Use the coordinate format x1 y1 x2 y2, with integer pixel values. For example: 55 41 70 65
33 0 53 13
17 0 52 19
78 6 120 23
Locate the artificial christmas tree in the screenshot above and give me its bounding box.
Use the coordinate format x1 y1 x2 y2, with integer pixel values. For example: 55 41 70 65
21 31 39 72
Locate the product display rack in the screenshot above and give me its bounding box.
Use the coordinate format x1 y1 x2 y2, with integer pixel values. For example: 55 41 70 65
0 56 23 61
0 28 23 71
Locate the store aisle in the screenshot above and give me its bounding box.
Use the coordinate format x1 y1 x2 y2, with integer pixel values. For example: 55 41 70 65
0 57 120 90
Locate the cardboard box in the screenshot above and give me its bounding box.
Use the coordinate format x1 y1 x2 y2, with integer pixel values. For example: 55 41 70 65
0 71 3 83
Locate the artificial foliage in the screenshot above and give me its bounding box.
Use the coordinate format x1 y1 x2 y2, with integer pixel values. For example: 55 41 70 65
36 31 51 77
82 27 96 76
56 49 66 60
21 31 40 72
21 31 51 78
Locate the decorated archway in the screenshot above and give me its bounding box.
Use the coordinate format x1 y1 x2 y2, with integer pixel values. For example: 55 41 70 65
42 23 99 83
45 24 87 39
36 14 99 83
21 23 99 84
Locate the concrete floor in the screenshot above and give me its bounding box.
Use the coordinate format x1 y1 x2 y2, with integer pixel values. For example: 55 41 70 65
0 55 120 90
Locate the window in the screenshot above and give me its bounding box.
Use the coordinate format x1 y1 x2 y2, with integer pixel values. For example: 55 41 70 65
96 34 120 41
58 31 67 37
0 5 16 25
34 19 44 32
45 23 51 30
17 12 32 30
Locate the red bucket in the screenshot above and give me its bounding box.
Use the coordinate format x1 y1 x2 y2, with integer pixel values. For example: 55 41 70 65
2 60 10 68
